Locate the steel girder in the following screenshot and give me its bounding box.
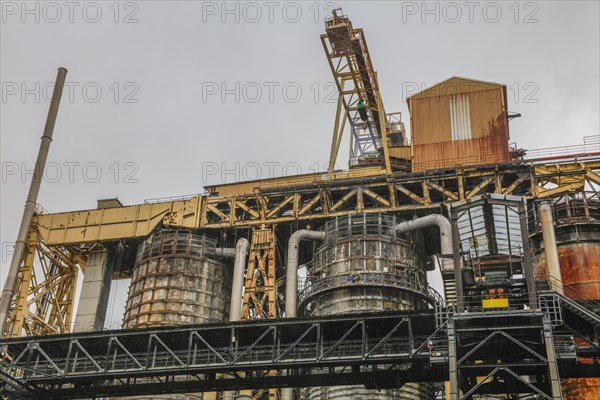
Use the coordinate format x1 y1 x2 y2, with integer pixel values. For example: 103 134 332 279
0 312 440 399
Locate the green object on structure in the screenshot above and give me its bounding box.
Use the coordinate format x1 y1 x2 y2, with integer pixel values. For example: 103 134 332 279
357 100 366 109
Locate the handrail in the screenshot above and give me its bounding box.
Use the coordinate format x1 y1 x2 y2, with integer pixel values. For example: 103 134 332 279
541 292 600 325
527 191 600 235
523 135 600 161
537 275 600 314
298 270 443 308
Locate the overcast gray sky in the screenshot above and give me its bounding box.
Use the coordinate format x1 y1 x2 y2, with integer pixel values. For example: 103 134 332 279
1 1 599 327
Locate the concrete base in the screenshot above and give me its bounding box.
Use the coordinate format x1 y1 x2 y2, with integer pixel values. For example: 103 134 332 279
74 249 112 332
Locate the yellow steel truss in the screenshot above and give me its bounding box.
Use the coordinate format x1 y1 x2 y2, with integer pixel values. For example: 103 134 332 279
2 158 598 339
242 226 277 320
3 215 86 337
33 159 600 247
240 226 279 400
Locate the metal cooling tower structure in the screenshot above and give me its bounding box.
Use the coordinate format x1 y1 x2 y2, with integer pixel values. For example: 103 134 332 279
1 8 599 400
121 230 231 400
299 214 435 400
530 192 600 399
123 231 230 329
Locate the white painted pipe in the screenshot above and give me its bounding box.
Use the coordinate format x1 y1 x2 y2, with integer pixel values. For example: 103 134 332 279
283 229 325 400
229 238 249 321
285 230 326 318
216 247 236 258
393 214 453 271
223 238 250 400
539 203 563 292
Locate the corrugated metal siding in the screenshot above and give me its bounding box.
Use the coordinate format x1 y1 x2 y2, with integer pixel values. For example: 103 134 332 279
449 94 472 141
408 77 509 172
412 135 509 172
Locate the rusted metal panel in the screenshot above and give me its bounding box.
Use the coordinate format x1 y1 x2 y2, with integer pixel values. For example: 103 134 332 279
562 378 600 400
558 242 600 299
532 221 600 400
533 234 600 300
408 77 509 173
412 135 509 172
123 231 230 328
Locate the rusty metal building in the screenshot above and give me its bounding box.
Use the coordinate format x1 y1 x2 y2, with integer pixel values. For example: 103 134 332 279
408 77 511 172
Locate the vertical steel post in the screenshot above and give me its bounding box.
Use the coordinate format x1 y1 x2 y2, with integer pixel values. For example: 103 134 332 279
542 314 564 399
448 318 459 400
450 206 465 312
518 201 538 309
0 67 67 336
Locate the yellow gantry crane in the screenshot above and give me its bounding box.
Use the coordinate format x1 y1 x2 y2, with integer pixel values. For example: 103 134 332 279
322 9 411 175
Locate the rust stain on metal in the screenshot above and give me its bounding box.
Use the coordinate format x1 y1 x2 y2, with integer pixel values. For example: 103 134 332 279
558 242 600 400
534 238 600 399
562 378 600 400
557 243 600 300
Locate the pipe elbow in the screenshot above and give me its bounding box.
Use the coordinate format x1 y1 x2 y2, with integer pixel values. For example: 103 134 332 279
285 229 326 318
393 214 452 256
235 237 249 254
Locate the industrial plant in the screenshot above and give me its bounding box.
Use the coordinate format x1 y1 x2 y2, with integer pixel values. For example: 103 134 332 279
0 9 598 400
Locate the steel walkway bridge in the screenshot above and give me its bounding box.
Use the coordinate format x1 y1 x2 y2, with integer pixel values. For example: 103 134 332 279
1 294 599 400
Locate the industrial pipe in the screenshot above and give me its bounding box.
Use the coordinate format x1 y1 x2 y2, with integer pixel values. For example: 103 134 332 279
539 203 563 292
216 247 236 258
283 229 325 400
0 67 68 337
223 238 249 400
393 214 462 309
285 230 326 318
229 238 250 322
393 214 453 270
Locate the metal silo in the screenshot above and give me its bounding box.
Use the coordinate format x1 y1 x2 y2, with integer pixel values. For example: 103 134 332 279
530 193 600 400
122 230 231 400
299 214 436 400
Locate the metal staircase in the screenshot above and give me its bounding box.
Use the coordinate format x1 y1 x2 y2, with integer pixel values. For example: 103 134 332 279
442 276 457 307
538 276 600 327
540 291 600 327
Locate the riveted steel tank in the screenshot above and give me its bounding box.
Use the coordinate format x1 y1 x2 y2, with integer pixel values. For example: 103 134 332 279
122 230 231 400
299 214 436 400
530 194 600 400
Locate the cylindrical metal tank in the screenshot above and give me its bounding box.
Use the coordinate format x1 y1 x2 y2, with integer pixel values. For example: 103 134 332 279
122 230 231 399
299 214 435 400
530 195 600 400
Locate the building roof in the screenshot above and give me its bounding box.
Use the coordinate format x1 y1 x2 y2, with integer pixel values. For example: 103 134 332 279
407 76 506 104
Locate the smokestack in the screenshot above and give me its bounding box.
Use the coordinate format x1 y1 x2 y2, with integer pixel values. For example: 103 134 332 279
0 67 68 337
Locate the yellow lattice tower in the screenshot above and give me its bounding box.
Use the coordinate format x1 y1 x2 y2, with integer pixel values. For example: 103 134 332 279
240 226 279 400
242 226 277 320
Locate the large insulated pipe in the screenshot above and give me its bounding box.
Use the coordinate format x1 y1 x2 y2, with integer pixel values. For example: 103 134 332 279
0 67 67 337
394 214 453 269
230 238 250 322
223 238 249 400
393 214 463 308
285 230 326 318
216 247 236 258
539 203 563 292
283 230 325 400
